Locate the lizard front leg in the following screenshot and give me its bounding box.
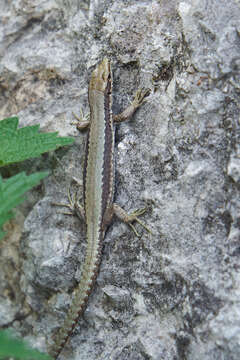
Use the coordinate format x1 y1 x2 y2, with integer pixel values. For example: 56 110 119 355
72 87 151 130
113 88 151 123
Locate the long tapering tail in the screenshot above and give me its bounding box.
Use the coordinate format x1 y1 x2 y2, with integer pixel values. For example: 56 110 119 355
48 245 102 359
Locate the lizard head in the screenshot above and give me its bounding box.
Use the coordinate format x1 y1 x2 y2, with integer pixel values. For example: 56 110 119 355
89 57 112 93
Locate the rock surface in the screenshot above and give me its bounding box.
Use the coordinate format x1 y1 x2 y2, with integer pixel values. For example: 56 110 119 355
0 0 240 359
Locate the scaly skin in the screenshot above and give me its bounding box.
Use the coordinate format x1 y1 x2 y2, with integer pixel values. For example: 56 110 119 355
49 58 150 359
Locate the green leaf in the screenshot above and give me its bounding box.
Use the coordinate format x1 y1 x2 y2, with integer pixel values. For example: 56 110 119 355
0 330 52 359
0 116 74 166
0 171 49 240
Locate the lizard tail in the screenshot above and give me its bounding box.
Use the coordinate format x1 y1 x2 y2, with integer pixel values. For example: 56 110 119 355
48 245 102 359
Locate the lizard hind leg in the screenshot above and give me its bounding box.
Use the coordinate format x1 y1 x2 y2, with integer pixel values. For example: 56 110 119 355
52 187 85 220
113 203 151 237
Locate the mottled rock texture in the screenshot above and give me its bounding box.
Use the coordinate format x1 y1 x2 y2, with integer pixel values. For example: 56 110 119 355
0 0 240 359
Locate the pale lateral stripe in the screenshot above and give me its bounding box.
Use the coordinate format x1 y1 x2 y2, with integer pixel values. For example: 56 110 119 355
50 90 107 358
50 59 111 359
85 89 106 262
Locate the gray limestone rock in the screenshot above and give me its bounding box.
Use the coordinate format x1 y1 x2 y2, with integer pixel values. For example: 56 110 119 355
0 0 240 359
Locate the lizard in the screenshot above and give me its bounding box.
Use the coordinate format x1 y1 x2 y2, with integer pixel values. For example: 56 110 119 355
49 58 151 359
